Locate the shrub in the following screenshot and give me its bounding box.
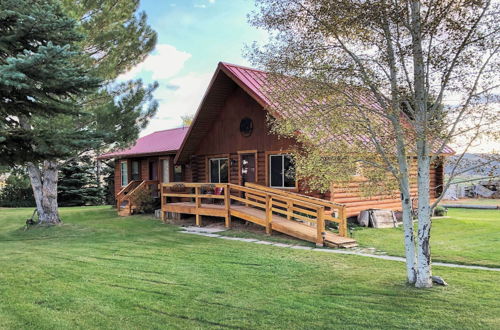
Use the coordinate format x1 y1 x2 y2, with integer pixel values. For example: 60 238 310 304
434 206 448 217
0 174 35 207
131 188 155 214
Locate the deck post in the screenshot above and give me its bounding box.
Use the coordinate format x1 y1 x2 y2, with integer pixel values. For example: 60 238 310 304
224 184 231 228
162 185 167 223
316 207 325 247
195 186 201 227
265 195 272 235
339 206 347 237
287 201 292 220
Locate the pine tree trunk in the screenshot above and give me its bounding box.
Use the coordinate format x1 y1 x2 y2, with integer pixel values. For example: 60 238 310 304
40 160 61 224
26 162 46 220
416 141 432 288
26 161 61 225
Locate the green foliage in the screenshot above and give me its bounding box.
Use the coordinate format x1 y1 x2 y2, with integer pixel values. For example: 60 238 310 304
130 188 155 214
102 161 116 206
61 0 157 80
60 0 159 151
0 0 101 165
58 157 103 207
0 173 35 207
433 206 448 217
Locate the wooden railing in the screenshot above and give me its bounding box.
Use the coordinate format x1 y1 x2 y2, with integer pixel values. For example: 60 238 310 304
117 180 159 214
116 180 141 209
162 182 229 226
245 183 348 237
161 182 349 245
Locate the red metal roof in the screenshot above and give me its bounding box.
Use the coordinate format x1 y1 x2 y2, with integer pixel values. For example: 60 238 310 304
98 127 189 159
219 62 454 155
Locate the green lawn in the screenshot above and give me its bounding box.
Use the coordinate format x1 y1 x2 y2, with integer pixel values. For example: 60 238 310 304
441 198 500 206
352 208 500 268
0 207 499 329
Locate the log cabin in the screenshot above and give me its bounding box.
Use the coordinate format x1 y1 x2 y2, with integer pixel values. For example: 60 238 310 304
99 62 453 247
98 127 189 216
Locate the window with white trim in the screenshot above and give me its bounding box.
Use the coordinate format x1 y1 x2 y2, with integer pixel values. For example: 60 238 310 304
120 161 128 186
269 154 295 188
209 158 229 183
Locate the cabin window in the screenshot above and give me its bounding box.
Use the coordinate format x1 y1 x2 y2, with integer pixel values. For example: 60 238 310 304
209 158 229 183
120 161 128 186
162 159 170 183
269 154 295 188
174 165 183 182
131 160 140 181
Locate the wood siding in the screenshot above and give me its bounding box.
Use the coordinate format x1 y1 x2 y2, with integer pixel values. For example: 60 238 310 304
182 85 446 218
331 158 444 217
187 87 295 187
114 155 176 197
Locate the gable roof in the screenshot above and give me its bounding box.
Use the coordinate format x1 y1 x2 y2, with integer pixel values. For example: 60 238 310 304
98 127 189 159
175 62 454 163
174 62 274 164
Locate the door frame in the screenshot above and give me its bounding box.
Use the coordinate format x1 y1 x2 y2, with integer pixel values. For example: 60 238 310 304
237 150 258 186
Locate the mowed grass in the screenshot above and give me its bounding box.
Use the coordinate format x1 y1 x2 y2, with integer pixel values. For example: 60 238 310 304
441 198 500 206
353 208 500 268
0 207 498 329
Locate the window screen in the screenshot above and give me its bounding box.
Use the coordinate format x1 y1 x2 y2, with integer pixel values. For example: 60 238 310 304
269 154 295 188
120 161 128 186
174 165 183 182
131 161 140 181
209 158 229 183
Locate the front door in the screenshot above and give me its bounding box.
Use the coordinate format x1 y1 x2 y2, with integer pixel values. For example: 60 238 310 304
240 154 256 186
149 160 158 180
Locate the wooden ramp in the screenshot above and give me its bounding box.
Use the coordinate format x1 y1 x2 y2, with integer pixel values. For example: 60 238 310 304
161 183 357 248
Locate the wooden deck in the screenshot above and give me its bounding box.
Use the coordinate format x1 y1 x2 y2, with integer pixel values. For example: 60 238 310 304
162 183 357 248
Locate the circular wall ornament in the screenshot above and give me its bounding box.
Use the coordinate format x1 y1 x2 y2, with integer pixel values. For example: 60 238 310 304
239 117 253 137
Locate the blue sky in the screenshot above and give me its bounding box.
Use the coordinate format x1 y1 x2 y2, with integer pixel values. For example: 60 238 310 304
122 0 267 135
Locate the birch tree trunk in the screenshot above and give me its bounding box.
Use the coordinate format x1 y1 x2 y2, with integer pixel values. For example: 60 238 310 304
393 120 417 284
416 140 433 287
399 173 417 284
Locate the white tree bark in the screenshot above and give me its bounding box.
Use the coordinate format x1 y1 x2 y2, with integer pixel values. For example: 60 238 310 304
399 170 417 284
415 140 432 288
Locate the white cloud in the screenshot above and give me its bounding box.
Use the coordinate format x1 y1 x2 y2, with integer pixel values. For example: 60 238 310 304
141 72 214 136
194 4 207 8
208 0 216 3
118 44 191 81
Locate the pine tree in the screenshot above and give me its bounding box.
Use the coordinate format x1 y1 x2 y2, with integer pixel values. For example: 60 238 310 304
1 0 159 225
58 157 103 207
0 0 100 165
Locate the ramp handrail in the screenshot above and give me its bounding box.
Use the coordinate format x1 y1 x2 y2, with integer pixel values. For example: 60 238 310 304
244 182 348 237
161 182 350 246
